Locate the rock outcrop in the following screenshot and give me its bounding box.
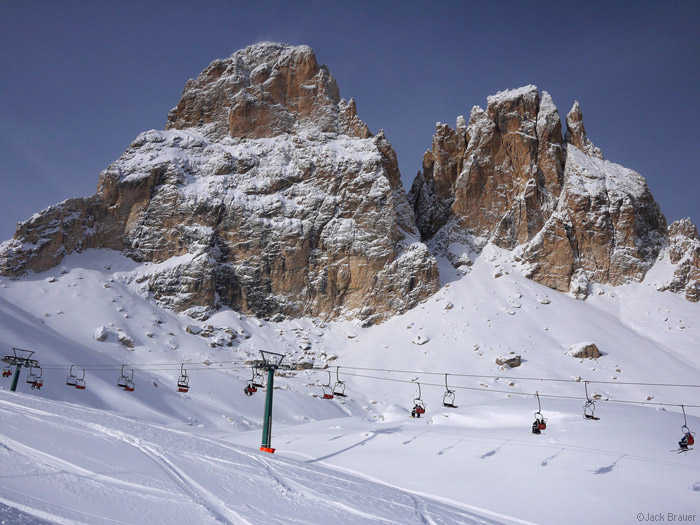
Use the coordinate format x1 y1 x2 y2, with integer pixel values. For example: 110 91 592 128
656 219 700 302
410 85 668 298
0 43 439 324
567 343 602 359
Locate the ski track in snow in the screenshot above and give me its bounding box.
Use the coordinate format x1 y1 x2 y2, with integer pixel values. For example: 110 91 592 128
280 449 536 525
0 393 506 525
133 442 251 525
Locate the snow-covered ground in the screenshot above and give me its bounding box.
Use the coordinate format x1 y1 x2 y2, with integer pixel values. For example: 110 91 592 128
0 248 699 524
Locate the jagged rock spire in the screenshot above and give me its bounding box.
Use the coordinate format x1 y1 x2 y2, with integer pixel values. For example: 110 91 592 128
565 101 603 159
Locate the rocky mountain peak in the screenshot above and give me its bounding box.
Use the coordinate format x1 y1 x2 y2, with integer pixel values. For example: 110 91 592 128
410 85 671 299
0 43 437 325
565 101 604 159
165 42 370 140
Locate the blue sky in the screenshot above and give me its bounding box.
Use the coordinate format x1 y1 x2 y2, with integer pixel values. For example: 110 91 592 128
1 1 698 241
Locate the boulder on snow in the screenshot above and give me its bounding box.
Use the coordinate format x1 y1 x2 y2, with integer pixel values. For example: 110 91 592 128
94 326 109 342
118 333 135 349
567 342 602 359
185 324 202 335
412 335 430 345
495 355 522 368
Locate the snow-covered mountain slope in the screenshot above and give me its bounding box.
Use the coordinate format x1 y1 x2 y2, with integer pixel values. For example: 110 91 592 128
0 248 699 524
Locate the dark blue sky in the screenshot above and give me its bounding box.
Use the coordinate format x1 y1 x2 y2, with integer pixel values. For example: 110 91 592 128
1 1 698 242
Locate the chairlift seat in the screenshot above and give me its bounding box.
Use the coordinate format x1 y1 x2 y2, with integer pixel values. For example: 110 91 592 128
75 379 86 390
443 390 457 408
333 380 347 397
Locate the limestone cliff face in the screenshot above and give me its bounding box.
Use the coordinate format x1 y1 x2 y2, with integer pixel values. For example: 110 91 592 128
165 42 370 141
518 146 667 297
410 86 565 251
1 58 693 312
410 85 669 299
657 219 700 302
0 42 438 324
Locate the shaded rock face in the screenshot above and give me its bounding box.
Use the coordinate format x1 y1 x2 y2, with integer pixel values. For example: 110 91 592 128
0 42 438 324
658 219 700 302
411 85 668 298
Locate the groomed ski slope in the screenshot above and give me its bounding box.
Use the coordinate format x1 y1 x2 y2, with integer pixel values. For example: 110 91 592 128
0 392 508 525
0 246 699 524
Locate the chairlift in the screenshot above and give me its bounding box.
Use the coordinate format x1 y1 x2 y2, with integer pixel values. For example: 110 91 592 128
442 373 457 408
117 365 134 392
177 363 190 393
333 366 347 397
117 365 129 388
2 365 12 378
532 393 547 434
679 405 695 451
583 381 600 420
74 368 86 390
124 377 135 392
321 371 334 399
66 365 78 387
26 366 43 389
30 367 43 390
411 381 426 418
244 366 262 396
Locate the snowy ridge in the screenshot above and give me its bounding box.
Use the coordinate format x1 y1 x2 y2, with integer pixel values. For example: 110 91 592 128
564 145 649 200
486 84 538 106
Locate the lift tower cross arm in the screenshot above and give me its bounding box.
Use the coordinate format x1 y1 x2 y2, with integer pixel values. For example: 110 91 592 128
2 348 40 392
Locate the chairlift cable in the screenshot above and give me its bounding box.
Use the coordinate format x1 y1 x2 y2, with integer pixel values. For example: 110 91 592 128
322 365 700 389
334 370 700 409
